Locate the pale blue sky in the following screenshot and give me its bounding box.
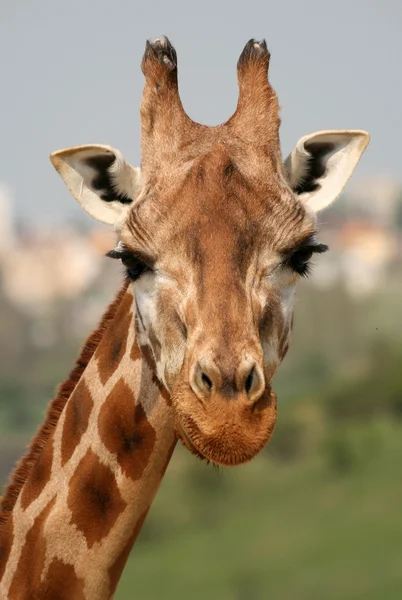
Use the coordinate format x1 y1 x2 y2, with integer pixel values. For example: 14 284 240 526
0 0 400 225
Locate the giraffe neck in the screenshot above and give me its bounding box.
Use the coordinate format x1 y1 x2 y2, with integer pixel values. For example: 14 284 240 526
0 282 176 600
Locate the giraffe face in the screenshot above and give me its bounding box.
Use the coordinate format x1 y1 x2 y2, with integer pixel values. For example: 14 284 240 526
116 150 324 466
51 38 369 466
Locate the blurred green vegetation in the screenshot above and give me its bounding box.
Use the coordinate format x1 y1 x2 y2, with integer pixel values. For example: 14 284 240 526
117 418 402 600
1 280 402 599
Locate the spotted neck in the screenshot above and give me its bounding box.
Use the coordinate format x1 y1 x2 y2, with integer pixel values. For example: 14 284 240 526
0 282 176 600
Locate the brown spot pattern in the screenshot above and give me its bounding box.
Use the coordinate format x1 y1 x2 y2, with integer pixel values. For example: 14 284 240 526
20 434 54 511
38 559 86 600
98 378 156 481
0 513 13 581
107 509 149 597
0 282 129 532
67 449 127 548
130 338 142 362
96 291 133 385
61 378 94 467
8 497 56 598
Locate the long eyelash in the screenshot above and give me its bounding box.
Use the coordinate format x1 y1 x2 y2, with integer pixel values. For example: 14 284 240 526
299 262 312 279
105 248 133 261
310 243 329 255
292 242 329 256
106 247 151 282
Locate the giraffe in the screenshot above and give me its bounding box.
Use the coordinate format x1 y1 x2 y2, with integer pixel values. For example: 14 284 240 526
0 37 369 599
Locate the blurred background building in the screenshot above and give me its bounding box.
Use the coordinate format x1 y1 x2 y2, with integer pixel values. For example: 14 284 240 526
1 1 401 599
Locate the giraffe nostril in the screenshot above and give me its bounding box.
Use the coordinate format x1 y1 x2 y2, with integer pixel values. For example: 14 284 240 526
190 360 219 399
244 367 254 394
201 372 213 391
241 361 265 401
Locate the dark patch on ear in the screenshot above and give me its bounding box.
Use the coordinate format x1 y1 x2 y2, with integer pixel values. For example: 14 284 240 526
86 154 133 204
293 142 335 195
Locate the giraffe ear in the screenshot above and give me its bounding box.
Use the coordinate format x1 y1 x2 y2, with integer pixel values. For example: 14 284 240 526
284 130 370 213
50 145 141 225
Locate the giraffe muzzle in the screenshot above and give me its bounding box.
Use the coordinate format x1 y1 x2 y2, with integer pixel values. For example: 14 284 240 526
172 379 277 467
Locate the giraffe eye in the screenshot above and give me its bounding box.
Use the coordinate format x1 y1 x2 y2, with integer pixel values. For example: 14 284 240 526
106 247 153 281
284 242 328 278
122 255 151 281
289 248 314 275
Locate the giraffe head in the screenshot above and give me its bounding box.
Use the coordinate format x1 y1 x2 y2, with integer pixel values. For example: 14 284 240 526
51 38 369 466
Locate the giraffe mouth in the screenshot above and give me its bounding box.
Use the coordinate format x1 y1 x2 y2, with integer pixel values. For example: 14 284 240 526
175 421 208 462
173 385 278 466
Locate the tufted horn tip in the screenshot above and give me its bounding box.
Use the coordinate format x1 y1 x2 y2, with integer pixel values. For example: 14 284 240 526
141 36 178 79
237 39 270 75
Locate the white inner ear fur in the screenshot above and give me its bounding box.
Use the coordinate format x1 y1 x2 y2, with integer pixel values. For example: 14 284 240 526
285 130 370 213
50 144 141 226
